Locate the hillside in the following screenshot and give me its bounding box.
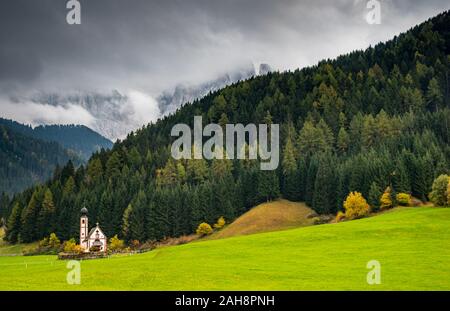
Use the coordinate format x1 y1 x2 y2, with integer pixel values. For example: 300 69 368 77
210 200 315 239
0 118 113 160
0 125 77 195
0 207 449 290
2 11 449 244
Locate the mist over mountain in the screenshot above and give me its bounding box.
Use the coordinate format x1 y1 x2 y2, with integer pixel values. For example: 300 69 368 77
5 63 271 141
158 63 272 115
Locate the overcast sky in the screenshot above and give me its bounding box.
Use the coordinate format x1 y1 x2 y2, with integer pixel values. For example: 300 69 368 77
0 0 449 135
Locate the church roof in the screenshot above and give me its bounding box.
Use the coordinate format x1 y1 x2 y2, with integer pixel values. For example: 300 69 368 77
88 223 106 238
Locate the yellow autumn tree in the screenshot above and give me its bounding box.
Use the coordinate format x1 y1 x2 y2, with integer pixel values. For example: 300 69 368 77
343 192 370 219
109 234 125 251
396 193 411 206
196 223 213 236
380 187 393 210
213 216 226 229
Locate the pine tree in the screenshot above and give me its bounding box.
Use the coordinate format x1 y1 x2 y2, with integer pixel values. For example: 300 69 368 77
257 170 280 203
312 155 336 214
305 157 318 207
128 190 147 242
37 189 56 237
337 127 350 154
5 202 22 243
106 151 122 180
281 131 299 201
21 189 42 242
368 182 382 210
426 78 443 111
122 204 133 242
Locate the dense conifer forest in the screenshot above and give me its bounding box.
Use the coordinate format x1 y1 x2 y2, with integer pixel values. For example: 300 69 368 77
0 125 77 196
1 11 449 244
0 118 113 160
0 119 112 196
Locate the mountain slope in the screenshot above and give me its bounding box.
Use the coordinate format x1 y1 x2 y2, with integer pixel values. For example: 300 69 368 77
1 207 449 290
0 118 113 160
0 125 76 195
4 11 450 244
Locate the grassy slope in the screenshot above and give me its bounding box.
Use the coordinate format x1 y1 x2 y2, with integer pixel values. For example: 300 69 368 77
209 199 315 240
0 207 449 290
0 227 39 256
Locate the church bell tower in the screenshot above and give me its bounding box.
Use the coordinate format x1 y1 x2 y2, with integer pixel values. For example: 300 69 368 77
80 207 89 250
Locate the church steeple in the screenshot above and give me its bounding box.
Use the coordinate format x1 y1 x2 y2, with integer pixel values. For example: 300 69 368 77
80 206 89 251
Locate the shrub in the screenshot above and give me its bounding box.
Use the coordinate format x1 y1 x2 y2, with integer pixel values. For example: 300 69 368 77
429 175 449 206
335 211 345 222
157 235 198 247
138 240 157 252
196 223 213 236
89 245 101 252
380 187 393 210
109 234 125 252
311 217 320 225
63 238 82 253
213 216 226 229
396 193 411 206
48 233 60 249
130 240 140 249
72 245 83 253
447 179 450 206
29 233 61 255
343 192 370 219
38 237 49 248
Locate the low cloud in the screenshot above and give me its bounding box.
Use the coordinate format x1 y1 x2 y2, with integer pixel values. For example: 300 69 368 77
125 90 161 128
0 97 96 128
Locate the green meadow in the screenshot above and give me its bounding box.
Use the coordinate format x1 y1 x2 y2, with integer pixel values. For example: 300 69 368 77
1 207 449 290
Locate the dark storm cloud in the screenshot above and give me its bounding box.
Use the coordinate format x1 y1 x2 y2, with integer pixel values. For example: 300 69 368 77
1 0 449 92
0 0 449 134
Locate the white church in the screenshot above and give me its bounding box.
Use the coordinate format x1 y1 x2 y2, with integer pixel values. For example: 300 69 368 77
80 207 107 253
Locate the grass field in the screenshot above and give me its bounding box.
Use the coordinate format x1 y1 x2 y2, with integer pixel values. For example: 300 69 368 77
209 199 315 240
1 207 449 290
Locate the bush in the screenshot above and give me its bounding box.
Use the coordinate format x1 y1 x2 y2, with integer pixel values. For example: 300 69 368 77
63 238 83 254
130 240 140 249
447 179 450 206
38 237 49 248
343 192 370 219
380 187 393 210
196 223 213 236
396 193 411 206
429 175 449 206
138 240 157 252
48 233 60 249
29 233 62 255
109 234 125 252
335 211 345 222
213 216 226 230
311 217 320 225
